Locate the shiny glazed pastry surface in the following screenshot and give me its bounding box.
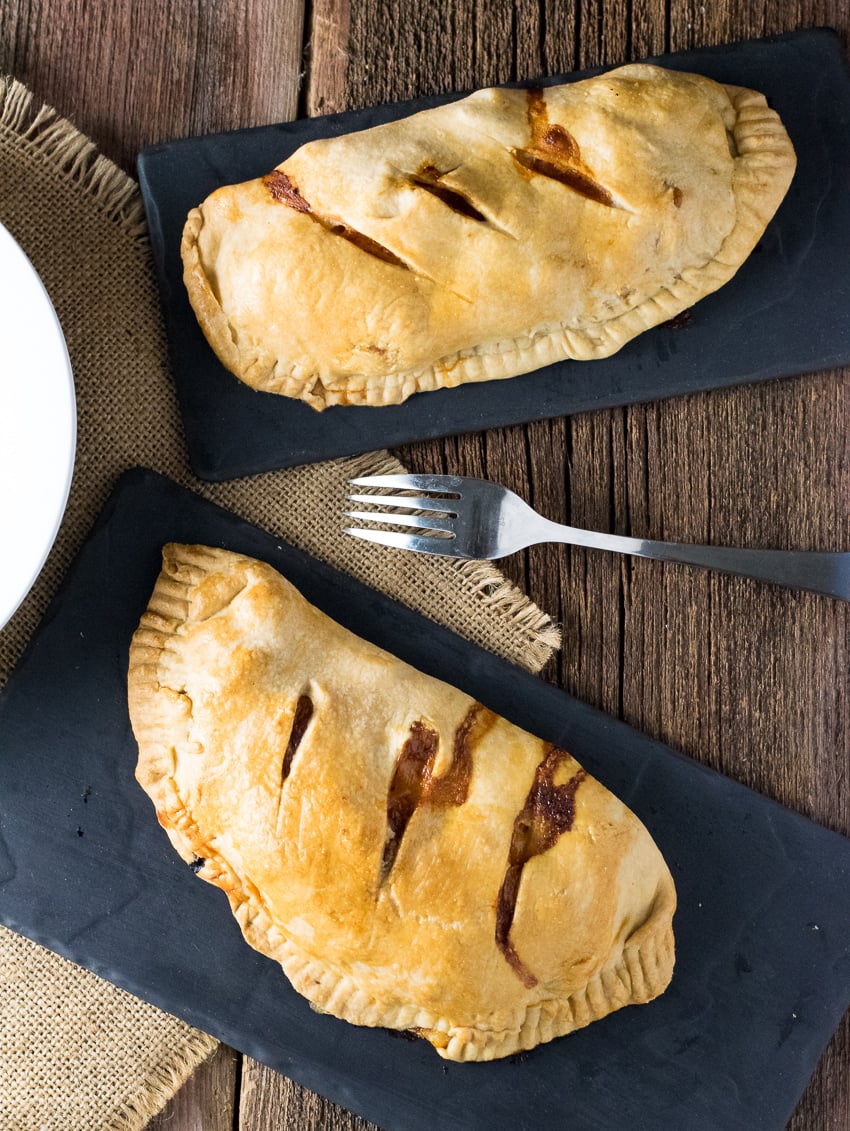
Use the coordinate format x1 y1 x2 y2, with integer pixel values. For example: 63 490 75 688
182 64 795 409
128 544 677 1061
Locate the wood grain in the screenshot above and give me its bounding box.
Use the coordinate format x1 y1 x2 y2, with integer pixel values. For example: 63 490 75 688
306 0 351 116
0 0 306 172
238 1060 380 1131
2 2 847 1128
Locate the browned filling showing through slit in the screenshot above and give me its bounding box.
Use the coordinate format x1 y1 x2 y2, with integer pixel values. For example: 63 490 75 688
326 222 410 267
263 170 310 211
409 164 489 222
380 720 439 882
496 748 587 987
263 169 410 269
512 150 618 207
380 704 485 884
513 87 622 209
281 694 314 782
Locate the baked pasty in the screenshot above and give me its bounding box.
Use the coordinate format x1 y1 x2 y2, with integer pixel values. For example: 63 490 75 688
182 64 795 410
128 544 676 1061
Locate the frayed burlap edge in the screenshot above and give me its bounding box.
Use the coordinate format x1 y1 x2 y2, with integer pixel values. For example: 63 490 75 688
0 75 146 236
100 1036 220 1131
104 1048 219 1131
0 924 218 1131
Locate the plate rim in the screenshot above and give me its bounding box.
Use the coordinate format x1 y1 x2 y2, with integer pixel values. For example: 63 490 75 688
0 222 76 629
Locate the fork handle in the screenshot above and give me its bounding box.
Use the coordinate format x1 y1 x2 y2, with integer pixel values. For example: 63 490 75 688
537 521 850 601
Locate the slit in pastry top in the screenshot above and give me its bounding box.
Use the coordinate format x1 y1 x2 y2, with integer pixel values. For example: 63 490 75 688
281 693 314 783
407 165 490 223
512 87 630 210
262 169 412 269
496 747 587 987
380 704 483 884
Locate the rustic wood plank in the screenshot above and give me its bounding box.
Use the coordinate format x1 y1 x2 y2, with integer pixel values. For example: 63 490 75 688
368 9 850 1131
306 0 351 115
0 0 306 173
238 1059 380 1130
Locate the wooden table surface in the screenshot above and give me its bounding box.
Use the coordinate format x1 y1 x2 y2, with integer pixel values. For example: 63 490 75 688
3 1 848 1127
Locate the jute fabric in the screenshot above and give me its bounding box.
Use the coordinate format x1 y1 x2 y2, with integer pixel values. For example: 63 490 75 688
0 76 559 1129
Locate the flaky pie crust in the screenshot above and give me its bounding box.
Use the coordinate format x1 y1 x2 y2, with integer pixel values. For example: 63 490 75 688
128 544 676 1061
181 64 795 410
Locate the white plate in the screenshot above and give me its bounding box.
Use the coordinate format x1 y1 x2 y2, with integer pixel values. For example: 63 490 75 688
0 224 76 629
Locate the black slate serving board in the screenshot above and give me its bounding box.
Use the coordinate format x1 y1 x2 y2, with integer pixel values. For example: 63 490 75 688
137 28 850 481
1 467 849 1129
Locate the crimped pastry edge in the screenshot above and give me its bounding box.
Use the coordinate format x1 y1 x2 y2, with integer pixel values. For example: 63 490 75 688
180 80 795 411
128 543 676 1061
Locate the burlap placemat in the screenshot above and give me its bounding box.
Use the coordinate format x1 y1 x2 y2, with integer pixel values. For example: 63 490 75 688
0 77 560 1129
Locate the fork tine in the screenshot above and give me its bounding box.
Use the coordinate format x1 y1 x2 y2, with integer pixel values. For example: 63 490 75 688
345 527 465 557
347 493 458 513
349 473 464 494
345 510 455 532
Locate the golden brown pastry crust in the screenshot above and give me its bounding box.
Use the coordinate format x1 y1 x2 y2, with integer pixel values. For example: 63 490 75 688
128 544 676 1061
181 64 795 410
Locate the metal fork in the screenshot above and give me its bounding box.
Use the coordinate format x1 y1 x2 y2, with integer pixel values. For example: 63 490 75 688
346 474 850 601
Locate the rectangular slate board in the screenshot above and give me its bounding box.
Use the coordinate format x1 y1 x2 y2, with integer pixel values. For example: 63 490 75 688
137 28 850 481
0 467 849 1129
